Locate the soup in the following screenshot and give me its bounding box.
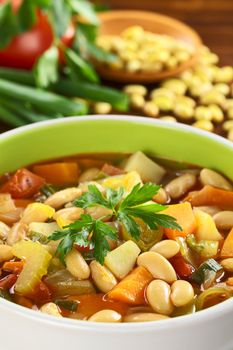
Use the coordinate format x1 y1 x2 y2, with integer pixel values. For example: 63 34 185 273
0 151 233 323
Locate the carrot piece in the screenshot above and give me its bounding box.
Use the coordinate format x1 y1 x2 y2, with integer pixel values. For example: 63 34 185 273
220 228 233 258
0 274 17 289
68 294 129 318
14 295 34 309
108 266 153 305
3 261 24 274
163 202 196 240
77 158 105 169
33 162 80 185
185 185 233 210
26 281 52 304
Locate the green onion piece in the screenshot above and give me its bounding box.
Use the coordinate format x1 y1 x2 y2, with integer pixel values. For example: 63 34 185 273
186 234 219 259
40 184 57 198
196 287 232 311
191 259 222 285
0 104 27 127
54 299 78 312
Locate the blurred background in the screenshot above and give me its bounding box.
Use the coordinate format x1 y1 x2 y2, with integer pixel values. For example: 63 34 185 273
94 0 233 65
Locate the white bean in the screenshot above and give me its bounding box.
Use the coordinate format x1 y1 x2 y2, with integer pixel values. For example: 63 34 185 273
7 222 28 246
40 303 62 317
200 168 232 190
150 240 180 259
137 252 177 283
124 313 169 323
170 280 194 307
165 173 196 199
45 188 82 209
65 249 90 280
88 310 122 323
213 211 233 230
90 260 117 293
146 280 174 315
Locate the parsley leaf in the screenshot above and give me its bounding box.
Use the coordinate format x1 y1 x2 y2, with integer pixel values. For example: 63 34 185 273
74 184 110 209
49 182 182 265
48 0 71 38
65 47 99 83
34 46 59 88
68 0 99 25
120 183 160 209
0 3 18 49
92 221 117 264
17 0 37 32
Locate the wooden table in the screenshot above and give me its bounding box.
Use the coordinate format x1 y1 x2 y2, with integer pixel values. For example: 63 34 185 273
0 0 233 133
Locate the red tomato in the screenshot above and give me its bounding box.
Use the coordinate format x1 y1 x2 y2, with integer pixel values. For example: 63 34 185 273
169 255 195 279
0 1 75 69
1 168 45 199
27 281 51 304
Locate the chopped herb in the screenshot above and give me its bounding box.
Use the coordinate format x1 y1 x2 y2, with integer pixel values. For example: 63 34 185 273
191 259 222 285
54 299 78 312
29 231 49 244
49 183 182 265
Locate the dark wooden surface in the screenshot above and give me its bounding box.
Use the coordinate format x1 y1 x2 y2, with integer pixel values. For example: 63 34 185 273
0 0 233 133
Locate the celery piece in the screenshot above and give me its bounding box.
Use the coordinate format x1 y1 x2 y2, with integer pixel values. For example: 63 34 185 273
12 240 52 295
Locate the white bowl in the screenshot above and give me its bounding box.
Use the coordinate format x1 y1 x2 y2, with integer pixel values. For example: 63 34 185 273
1 116 233 350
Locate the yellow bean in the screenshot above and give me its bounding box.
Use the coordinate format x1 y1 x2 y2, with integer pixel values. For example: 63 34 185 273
123 313 169 323
143 101 159 117
88 310 122 323
165 173 196 199
159 116 177 123
213 211 233 230
200 168 232 190
200 90 225 106
214 66 233 83
192 120 214 132
170 280 194 307
137 252 177 283
227 108 233 120
65 249 90 280
93 102 112 114
223 120 233 131
150 88 175 100
126 60 141 72
130 94 145 109
90 260 117 293
146 280 174 315
194 106 212 121
123 85 147 96
153 95 174 111
209 104 224 122
227 128 233 142
162 79 187 95
174 103 194 120
214 83 230 96
150 240 180 259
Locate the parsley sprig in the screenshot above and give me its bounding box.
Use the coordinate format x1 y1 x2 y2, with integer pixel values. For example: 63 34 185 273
48 183 182 265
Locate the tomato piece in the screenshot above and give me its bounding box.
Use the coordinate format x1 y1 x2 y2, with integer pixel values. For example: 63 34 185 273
26 281 52 304
0 274 17 289
169 255 195 279
1 168 45 199
0 3 75 69
101 163 125 176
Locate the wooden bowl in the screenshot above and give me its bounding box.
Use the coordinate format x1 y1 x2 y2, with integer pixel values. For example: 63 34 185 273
95 10 202 83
